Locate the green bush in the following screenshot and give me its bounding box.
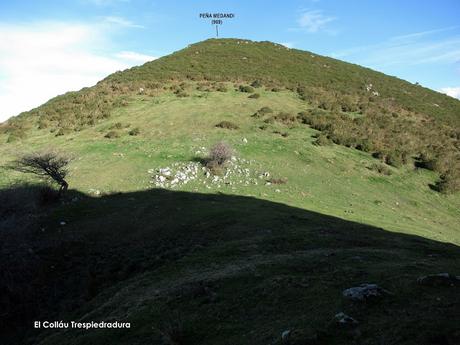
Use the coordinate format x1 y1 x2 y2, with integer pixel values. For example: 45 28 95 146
368 163 392 176
104 131 120 139
252 106 273 117
273 112 296 124
239 85 254 93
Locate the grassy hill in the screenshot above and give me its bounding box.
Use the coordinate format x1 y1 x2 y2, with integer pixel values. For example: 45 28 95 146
1 39 459 344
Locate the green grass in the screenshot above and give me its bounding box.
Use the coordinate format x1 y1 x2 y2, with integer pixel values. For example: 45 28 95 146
2 88 458 243
1 86 459 345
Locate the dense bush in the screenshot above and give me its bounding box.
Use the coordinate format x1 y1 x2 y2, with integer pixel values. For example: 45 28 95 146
239 85 254 93
252 106 273 117
129 127 141 136
314 133 332 146
273 112 297 124
105 131 120 139
295 106 460 192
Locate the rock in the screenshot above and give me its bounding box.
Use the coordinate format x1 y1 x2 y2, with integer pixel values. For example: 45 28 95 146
417 273 460 287
60 221 66 226
343 283 389 301
335 312 358 326
242 137 248 143
275 189 281 193
281 330 291 342
159 168 171 176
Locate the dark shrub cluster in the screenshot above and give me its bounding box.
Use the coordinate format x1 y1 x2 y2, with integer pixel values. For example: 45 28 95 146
239 85 254 93
297 107 460 193
129 127 141 136
105 131 120 139
252 106 273 118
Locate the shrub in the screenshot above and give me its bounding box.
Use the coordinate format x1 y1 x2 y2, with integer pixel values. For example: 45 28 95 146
314 133 332 146
274 112 296 124
129 127 141 136
239 85 254 93
55 129 65 137
175 90 189 98
208 142 233 166
368 163 392 176
435 170 460 194
250 80 262 88
215 121 239 130
252 106 273 117
248 93 260 99
105 131 120 139
109 122 123 130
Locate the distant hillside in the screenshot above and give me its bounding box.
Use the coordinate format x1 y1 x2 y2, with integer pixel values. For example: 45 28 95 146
106 39 460 124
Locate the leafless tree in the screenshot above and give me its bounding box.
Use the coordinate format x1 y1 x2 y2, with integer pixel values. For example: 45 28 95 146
8 150 72 196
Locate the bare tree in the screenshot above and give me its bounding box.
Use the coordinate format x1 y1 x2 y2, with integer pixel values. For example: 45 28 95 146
8 150 72 196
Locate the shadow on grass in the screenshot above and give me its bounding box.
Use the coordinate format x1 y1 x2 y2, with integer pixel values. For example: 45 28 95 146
1 184 459 345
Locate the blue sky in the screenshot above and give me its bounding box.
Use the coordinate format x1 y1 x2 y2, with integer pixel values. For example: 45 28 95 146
1 0 459 121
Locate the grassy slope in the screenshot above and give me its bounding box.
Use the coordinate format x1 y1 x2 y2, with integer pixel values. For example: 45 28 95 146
0 43 459 344
1 87 459 243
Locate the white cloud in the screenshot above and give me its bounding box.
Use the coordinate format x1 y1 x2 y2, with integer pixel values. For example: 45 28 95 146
331 28 460 67
115 51 157 63
102 16 144 28
0 22 156 122
297 10 336 33
440 86 460 99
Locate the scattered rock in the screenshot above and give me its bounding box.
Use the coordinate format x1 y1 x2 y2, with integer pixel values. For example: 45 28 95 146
242 137 248 143
417 273 460 287
335 312 358 326
343 283 389 301
60 221 66 226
